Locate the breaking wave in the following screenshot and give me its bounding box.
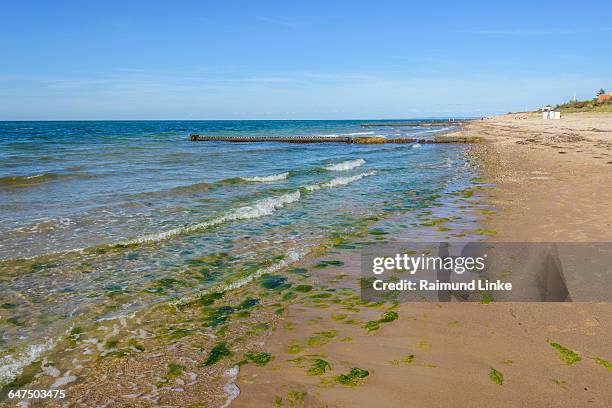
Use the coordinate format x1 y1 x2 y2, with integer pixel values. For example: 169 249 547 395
304 171 376 192
323 159 366 171
241 172 289 183
122 191 301 245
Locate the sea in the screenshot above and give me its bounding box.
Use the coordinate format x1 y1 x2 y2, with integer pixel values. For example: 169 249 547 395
0 119 476 387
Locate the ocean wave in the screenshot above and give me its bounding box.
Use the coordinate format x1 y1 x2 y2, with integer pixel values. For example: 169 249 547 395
167 182 217 196
344 131 376 136
241 172 289 183
122 190 301 245
5 164 375 260
323 159 366 171
121 166 373 246
0 173 65 188
304 170 376 191
314 131 375 137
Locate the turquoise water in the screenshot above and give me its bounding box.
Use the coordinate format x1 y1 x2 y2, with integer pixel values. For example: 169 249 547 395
0 120 473 384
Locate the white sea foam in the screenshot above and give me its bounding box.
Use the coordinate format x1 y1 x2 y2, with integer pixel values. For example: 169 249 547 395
221 366 240 408
315 131 375 137
323 158 366 171
344 131 376 136
412 143 422 149
123 191 301 245
304 171 376 192
0 339 55 387
241 172 289 182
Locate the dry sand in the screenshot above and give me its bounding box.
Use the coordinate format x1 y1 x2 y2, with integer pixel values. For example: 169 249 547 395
234 113 612 407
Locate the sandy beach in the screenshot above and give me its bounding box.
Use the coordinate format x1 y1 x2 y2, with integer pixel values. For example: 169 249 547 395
233 113 612 407
468 112 612 242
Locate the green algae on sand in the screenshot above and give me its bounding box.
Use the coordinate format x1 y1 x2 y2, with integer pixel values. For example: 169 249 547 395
335 367 369 386
364 310 399 332
549 342 581 365
307 358 331 376
244 351 273 366
594 357 611 371
390 354 415 366
489 368 503 385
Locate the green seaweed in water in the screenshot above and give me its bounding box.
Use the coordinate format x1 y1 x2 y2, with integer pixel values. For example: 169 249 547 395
282 292 297 301
335 367 369 386
1 303 17 310
203 306 235 327
310 293 332 299
238 298 259 309
314 260 345 268
197 292 224 306
293 284 313 293
202 342 231 366
260 274 291 290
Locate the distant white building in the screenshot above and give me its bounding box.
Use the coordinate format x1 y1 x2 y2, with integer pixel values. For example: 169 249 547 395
543 110 561 120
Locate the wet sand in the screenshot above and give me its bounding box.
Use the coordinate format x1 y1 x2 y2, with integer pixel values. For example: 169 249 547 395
234 113 612 407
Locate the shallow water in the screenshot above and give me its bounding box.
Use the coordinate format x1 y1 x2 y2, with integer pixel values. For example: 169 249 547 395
0 119 474 386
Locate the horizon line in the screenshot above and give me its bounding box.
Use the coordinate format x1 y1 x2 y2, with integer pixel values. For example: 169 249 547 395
0 115 486 122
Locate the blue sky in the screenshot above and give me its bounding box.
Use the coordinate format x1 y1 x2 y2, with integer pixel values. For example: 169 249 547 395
1 0 611 120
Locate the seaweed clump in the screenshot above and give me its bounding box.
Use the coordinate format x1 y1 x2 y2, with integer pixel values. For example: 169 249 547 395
244 351 273 366
549 342 581 365
335 367 369 386
260 274 291 290
363 311 399 332
489 368 503 385
307 358 331 376
201 342 231 366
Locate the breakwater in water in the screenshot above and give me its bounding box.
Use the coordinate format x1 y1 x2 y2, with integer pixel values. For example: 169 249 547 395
189 134 481 144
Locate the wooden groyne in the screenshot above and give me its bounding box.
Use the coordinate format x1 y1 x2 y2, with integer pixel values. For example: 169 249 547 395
189 134 482 144
189 135 351 143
